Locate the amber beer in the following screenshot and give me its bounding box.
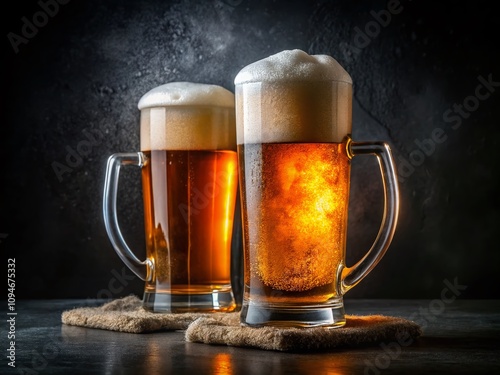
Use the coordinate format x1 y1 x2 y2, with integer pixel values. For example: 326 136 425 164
137 82 238 312
235 50 400 327
239 141 350 304
141 149 238 297
235 50 357 326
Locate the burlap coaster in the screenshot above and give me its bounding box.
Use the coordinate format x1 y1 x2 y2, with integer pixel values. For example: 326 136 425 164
62 296 422 352
61 295 217 333
185 313 422 352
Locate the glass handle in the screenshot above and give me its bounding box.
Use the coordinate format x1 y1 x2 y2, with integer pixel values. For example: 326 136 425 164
340 141 400 293
103 152 153 281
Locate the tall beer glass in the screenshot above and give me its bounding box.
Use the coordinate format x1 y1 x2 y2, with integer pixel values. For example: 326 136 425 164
235 50 399 327
103 82 238 312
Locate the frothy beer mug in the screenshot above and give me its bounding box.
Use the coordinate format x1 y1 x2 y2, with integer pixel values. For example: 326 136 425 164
235 50 399 327
103 82 238 312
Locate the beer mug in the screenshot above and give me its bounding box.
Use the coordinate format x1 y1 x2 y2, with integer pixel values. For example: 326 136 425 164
235 50 399 327
103 82 239 313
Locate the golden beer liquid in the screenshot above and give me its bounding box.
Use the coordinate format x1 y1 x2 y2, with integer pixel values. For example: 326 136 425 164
239 141 351 304
142 150 238 296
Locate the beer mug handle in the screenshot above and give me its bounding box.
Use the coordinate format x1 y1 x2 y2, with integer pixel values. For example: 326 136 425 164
341 141 400 293
103 152 153 281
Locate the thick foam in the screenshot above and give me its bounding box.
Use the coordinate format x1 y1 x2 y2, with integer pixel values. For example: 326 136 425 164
234 49 352 85
139 82 236 151
138 82 234 110
234 50 352 144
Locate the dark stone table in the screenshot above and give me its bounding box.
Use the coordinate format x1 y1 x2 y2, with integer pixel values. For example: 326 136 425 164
3 299 499 374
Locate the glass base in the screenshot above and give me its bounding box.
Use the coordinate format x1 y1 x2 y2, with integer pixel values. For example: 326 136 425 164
142 290 236 313
240 298 346 328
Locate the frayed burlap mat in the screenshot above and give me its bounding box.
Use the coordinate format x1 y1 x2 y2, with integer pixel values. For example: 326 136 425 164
61 295 215 333
186 313 422 352
62 296 422 352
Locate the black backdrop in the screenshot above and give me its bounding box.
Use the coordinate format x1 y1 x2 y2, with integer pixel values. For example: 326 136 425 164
2 0 499 300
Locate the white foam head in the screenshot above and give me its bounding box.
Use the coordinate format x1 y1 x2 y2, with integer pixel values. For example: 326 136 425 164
234 50 352 144
139 82 236 151
234 49 352 85
138 81 234 110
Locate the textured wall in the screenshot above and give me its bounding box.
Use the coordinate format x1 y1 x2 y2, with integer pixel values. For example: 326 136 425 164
1 0 499 300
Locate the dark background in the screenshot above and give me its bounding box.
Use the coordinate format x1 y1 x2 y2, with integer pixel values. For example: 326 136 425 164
1 0 499 301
